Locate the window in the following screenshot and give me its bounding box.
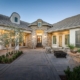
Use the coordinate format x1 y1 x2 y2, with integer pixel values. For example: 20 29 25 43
65 34 69 45
53 36 56 44
14 17 18 22
38 22 42 27
76 31 80 47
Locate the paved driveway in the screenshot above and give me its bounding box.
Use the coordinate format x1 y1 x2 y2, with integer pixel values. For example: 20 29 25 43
0 49 61 80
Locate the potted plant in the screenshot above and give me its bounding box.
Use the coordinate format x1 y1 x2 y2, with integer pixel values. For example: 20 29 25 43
68 44 76 53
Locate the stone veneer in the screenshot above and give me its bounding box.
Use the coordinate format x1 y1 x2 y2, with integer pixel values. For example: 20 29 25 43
47 33 52 47
26 33 32 48
28 25 51 48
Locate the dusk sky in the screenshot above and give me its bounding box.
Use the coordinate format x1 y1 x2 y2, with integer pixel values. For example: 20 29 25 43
0 0 80 24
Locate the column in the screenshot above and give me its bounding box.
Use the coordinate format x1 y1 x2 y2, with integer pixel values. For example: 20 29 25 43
15 31 19 50
32 30 36 49
43 32 47 47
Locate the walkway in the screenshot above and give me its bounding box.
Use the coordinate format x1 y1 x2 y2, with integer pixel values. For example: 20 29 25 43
0 49 61 80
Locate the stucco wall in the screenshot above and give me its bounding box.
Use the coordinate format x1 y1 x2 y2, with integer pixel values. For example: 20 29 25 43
10 13 20 24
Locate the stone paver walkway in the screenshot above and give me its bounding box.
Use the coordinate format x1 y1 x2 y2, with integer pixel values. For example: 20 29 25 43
0 49 61 80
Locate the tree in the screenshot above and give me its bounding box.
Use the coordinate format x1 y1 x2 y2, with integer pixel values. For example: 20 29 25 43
0 33 10 52
0 26 24 52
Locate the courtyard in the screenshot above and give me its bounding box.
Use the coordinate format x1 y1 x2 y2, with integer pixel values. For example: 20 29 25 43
0 48 79 80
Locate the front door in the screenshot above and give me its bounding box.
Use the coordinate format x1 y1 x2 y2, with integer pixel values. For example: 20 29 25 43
37 35 42 47
59 36 62 47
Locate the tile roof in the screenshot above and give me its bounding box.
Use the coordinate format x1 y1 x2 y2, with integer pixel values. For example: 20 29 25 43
48 14 80 32
0 14 32 31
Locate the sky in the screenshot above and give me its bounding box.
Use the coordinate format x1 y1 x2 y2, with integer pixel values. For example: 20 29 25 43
0 0 80 24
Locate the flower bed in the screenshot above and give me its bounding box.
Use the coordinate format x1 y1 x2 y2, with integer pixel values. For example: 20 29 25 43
54 51 67 58
0 51 23 63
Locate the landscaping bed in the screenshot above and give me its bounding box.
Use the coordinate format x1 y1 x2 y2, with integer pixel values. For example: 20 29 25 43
54 50 67 58
59 75 67 80
60 66 80 80
68 52 80 63
0 51 23 63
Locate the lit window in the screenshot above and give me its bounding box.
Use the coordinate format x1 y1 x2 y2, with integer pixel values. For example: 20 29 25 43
14 17 18 22
65 34 69 45
53 36 56 44
38 22 42 27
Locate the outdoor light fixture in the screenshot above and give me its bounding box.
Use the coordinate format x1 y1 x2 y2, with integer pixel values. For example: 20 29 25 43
44 35 47 38
32 36 35 38
44 34 47 37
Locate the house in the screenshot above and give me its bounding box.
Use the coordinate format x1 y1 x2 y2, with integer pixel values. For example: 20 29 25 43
0 12 80 50
48 14 80 48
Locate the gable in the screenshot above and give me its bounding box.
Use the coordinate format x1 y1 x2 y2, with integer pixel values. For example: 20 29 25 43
29 19 52 27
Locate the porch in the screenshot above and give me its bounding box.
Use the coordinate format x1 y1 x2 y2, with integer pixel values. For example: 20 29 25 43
52 30 69 48
0 29 32 50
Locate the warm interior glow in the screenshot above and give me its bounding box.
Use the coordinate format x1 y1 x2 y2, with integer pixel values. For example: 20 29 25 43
52 30 69 35
36 30 44 35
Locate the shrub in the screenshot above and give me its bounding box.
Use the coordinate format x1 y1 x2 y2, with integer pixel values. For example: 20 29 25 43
68 44 75 50
1 55 5 58
6 53 9 57
1 58 9 63
4 58 9 63
12 55 16 60
0 50 23 63
8 52 11 55
8 58 13 63
64 66 80 80
0 56 2 62
77 49 80 53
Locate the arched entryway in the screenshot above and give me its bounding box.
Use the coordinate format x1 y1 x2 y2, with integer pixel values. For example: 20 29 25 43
36 30 44 47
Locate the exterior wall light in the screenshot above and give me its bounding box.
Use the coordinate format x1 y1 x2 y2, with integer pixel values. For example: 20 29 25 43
32 36 36 38
44 35 47 37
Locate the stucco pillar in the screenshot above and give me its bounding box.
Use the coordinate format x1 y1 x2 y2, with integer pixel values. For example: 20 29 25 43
15 32 19 50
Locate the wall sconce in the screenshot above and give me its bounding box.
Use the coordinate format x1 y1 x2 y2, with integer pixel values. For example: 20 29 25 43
44 35 47 38
32 36 36 38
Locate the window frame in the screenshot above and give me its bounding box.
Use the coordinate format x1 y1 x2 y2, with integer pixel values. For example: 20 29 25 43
76 31 80 47
14 17 18 22
53 36 56 44
38 22 42 27
65 34 69 45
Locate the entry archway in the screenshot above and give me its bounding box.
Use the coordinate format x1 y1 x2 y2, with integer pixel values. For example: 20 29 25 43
36 30 44 47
